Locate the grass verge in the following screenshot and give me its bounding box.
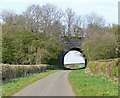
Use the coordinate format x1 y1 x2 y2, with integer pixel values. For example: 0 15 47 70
1 70 58 96
65 64 85 69
68 69 118 96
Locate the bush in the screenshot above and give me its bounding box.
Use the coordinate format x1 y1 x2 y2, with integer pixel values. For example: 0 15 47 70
100 63 107 76
91 63 97 74
86 58 118 78
111 59 118 77
2 64 52 81
2 64 14 81
87 61 94 73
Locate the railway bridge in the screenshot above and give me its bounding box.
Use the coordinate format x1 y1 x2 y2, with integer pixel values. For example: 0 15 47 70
57 37 87 69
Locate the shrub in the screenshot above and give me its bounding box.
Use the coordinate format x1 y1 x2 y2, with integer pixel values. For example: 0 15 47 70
100 63 107 76
111 59 118 77
2 64 13 81
87 61 94 73
86 58 118 79
2 64 53 81
91 63 97 74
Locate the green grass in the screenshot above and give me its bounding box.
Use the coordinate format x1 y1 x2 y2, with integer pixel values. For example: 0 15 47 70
65 64 85 69
2 70 58 96
68 70 118 96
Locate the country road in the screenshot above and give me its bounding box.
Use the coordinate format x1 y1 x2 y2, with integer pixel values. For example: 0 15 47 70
13 70 75 96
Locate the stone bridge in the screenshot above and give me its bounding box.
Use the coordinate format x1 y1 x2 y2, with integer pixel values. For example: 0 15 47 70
56 37 87 67
63 41 82 51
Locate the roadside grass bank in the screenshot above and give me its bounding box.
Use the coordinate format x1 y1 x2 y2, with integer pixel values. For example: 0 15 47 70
2 70 58 96
86 58 119 79
65 64 85 69
68 70 118 96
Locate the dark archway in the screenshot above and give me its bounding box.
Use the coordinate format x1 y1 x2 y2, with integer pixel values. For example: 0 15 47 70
56 47 87 69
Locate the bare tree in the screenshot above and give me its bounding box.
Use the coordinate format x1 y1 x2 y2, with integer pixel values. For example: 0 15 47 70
24 4 43 33
73 16 85 37
86 12 105 27
41 3 63 35
1 10 16 24
65 8 75 36
24 3 63 35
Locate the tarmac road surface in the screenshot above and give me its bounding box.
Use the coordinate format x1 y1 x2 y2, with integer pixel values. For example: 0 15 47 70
13 70 75 96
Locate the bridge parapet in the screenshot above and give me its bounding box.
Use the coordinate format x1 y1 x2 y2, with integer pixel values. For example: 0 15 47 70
62 39 83 51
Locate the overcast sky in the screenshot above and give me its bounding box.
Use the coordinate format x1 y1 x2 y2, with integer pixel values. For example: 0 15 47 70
0 0 119 24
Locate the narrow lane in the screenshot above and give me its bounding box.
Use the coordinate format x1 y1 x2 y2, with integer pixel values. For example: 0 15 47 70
13 70 75 96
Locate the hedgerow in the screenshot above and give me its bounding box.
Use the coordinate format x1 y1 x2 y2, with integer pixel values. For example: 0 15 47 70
86 58 119 79
2 64 53 81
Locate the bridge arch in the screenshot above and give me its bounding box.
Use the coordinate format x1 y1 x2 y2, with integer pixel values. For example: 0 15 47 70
57 47 87 69
56 38 87 69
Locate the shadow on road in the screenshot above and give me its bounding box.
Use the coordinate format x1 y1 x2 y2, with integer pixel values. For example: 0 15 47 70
63 66 87 70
